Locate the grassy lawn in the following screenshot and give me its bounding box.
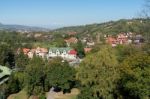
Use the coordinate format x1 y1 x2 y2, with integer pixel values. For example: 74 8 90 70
7 90 28 99
8 88 80 99
52 88 80 99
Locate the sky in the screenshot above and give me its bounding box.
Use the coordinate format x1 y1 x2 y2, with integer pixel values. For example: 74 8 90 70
0 0 144 28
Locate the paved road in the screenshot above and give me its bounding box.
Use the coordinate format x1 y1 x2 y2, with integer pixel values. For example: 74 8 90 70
47 87 55 99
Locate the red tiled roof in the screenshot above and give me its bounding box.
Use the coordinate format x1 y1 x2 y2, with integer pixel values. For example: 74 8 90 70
22 48 30 54
106 37 117 44
68 50 77 55
84 48 92 53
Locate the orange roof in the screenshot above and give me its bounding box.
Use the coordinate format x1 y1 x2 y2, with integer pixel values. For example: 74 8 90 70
106 37 117 44
22 48 30 54
84 48 92 53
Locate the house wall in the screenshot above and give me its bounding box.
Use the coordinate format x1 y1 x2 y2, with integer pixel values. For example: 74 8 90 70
48 49 77 60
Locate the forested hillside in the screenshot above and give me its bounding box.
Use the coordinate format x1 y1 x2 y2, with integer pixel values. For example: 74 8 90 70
54 18 150 41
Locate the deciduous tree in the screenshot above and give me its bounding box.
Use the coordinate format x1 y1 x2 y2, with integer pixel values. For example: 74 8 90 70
25 56 45 96
76 46 120 99
119 52 150 99
45 58 76 93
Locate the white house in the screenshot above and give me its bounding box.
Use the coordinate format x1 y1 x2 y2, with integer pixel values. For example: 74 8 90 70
47 47 77 60
35 47 48 58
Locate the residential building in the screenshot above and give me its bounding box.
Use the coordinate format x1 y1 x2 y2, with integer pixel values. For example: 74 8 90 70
106 36 117 47
27 49 35 58
84 48 92 53
35 47 48 58
48 47 77 60
22 48 30 55
87 41 95 47
67 32 77 36
106 33 130 46
22 47 48 59
134 35 144 44
117 33 128 44
65 37 78 46
34 33 42 38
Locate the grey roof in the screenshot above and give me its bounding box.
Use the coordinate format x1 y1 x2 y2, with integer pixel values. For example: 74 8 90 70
49 47 72 53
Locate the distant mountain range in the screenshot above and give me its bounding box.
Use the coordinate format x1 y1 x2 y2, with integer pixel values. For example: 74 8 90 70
0 23 50 32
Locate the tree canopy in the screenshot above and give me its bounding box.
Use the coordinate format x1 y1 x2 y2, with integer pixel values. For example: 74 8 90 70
76 46 120 99
45 58 76 93
119 52 150 99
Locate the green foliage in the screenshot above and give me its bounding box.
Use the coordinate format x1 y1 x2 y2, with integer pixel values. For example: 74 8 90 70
49 33 67 47
77 86 99 99
45 58 76 93
51 38 66 47
72 40 85 58
25 56 46 95
0 72 24 98
115 45 140 62
90 44 106 54
0 83 9 99
142 43 150 55
7 73 24 93
119 52 150 99
24 56 76 96
15 50 29 69
39 93 46 99
76 46 120 99
0 44 15 68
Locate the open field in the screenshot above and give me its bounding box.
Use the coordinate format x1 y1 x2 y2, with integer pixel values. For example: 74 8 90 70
8 88 80 99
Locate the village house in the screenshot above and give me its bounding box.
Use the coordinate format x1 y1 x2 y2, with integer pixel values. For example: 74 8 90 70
21 47 77 60
84 48 92 53
106 36 117 47
35 47 48 58
67 32 77 36
22 48 34 58
22 48 30 55
65 37 78 46
117 33 128 44
126 32 133 38
34 33 42 38
134 34 144 44
86 41 95 47
106 33 133 47
81 37 88 43
47 47 77 60
22 47 48 58
27 49 35 58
